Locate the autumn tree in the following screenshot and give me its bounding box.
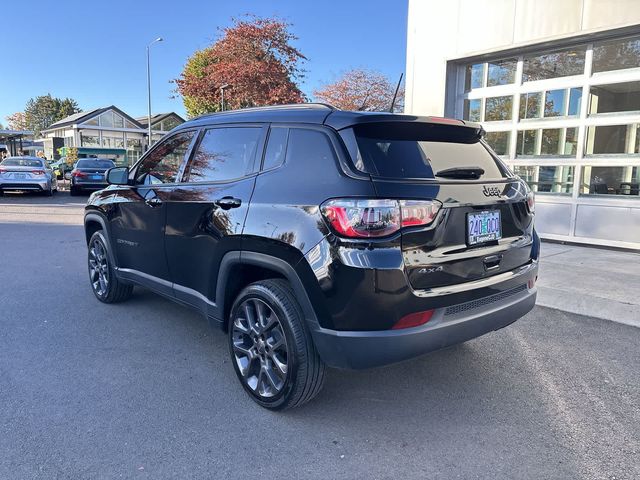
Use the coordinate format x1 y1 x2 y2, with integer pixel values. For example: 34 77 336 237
6 112 28 131
176 16 307 117
23 94 81 136
314 69 404 112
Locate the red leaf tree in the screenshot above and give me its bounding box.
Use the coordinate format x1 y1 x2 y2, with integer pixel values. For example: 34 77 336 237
314 69 404 112
176 16 307 117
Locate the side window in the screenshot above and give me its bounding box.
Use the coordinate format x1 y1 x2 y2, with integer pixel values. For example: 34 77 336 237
136 131 195 184
184 127 262 182
285 128 337 165
262 127 288 170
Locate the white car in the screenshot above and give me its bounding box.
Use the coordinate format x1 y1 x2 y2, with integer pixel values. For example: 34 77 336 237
0 156 58 196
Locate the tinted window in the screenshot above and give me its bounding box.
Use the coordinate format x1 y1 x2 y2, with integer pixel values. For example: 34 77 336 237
262 127 288 170
185 127 261 182
285 129 337 168
341 123 505 180
136 131 195 184
76 159 115 169
1 158 43 167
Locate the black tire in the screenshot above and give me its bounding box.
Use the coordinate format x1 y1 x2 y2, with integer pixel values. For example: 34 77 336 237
70 186 79 196
44 186 53 196
87 230 133 303
228 279 326 410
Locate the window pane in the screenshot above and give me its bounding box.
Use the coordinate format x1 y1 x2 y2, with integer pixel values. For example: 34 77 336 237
586 124 640 155
463 99 482 121
564 128 579 155
136 131 195 184
513 165 574 194
81 133 100 147
99 112 114 128
520 92 542 119
589 81 640 115
126 137 142 165
581 166 640 196
102 133 124 149
544 89 566 117
541 128 560 154
593 37 640 73
113 114 124 129
487 59 516 86
263 127 288 170
516 130 538 155
522 47 585 81
539 128 578 155
484 95 512 121
568 88 582 116
84 117 99 126
186 127 261 182
464 63 484 91
163 117 182 131
484 131 510 156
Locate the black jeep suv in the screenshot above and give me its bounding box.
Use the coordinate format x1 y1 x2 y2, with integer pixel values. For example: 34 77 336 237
84 104 539 410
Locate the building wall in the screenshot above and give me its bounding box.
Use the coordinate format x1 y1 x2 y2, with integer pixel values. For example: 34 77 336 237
405 0 640 116
405 0 640 250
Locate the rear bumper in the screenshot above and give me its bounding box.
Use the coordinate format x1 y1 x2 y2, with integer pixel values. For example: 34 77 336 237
73 182 107 190
0 180 49 191
310 279 537 369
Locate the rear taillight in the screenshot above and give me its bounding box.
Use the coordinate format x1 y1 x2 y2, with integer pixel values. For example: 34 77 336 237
72 171 87 178
31 170 45 176
526 191 535 214
320 198 441 239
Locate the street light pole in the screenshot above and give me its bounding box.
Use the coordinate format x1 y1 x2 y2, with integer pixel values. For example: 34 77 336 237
147 37 163 149
220 84 230 111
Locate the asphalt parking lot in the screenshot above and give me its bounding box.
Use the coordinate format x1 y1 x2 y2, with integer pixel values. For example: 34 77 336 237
1 193 639 479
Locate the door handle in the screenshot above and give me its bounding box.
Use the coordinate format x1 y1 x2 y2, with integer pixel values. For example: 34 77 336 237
215 196 242 210
145 197 163 207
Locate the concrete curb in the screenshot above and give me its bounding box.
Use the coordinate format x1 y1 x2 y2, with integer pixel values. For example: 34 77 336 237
536 286 640 329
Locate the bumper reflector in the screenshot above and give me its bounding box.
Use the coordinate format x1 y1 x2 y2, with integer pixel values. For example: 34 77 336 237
392 310 435 330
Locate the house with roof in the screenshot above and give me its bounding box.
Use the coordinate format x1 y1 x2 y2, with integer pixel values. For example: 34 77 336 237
136 112 185 143
40 106 185 165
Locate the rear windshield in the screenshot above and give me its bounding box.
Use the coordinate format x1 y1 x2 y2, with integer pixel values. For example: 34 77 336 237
340 123 507 180
1 158 42 167
76 159 115 169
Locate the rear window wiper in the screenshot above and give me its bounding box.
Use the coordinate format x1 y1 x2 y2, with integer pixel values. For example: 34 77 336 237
435 166 485 179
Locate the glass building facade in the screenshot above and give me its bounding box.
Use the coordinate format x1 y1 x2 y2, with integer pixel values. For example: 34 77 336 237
452 34 640 247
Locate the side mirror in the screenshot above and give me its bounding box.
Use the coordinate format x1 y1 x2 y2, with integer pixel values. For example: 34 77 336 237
106 166 130 185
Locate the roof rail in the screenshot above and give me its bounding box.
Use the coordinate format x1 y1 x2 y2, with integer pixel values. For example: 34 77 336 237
195 102 338 121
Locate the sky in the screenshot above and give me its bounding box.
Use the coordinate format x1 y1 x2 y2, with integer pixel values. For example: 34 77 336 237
0 0 408 123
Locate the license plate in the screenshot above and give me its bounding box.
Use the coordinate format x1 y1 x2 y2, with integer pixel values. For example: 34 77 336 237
15 173 26 179
92 175 102 180
467 210 502 245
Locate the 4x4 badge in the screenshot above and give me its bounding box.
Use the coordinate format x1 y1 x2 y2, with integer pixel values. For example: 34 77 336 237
482 185 502 197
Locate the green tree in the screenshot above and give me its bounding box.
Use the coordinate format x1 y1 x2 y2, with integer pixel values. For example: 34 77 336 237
23 94 81 136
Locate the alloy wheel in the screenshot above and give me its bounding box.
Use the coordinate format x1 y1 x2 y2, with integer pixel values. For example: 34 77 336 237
88 239 109 297
231 298 289 398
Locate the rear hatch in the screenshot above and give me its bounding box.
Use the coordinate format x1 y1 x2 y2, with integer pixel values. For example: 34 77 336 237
0 159 46 181
73 159 114 182
339 120 535 290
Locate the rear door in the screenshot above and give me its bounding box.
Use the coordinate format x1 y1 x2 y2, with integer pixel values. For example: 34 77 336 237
340 121 535 291
165 124 267 311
